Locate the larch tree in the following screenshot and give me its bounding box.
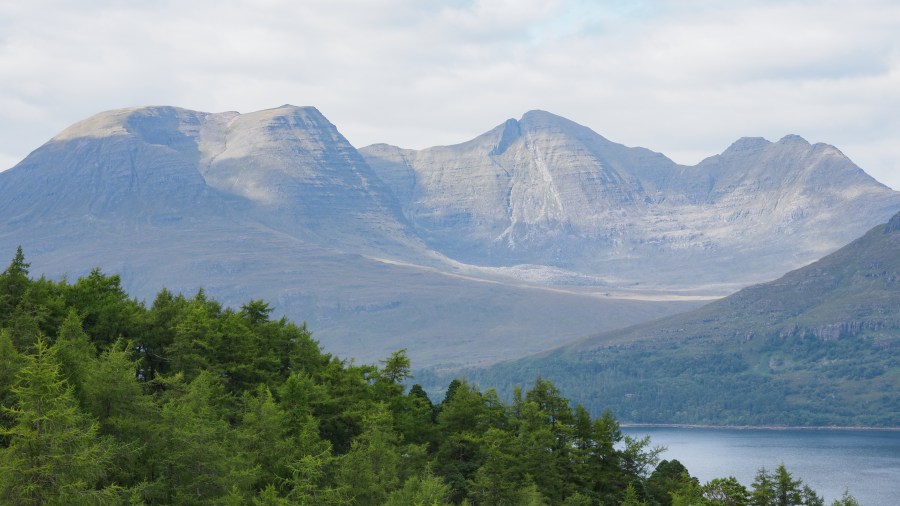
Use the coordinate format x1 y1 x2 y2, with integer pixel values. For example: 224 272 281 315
0 336 114 505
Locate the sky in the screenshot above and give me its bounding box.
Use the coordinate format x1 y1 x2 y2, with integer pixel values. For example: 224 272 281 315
1 0 899 188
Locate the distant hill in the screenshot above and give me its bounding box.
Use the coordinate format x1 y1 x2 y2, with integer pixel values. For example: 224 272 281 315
460 212 900 426
2 105 899 370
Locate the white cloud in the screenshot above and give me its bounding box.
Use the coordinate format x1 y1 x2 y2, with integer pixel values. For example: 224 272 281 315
1 0 898 189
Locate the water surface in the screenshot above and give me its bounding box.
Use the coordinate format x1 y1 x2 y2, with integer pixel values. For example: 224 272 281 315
621 426 900 506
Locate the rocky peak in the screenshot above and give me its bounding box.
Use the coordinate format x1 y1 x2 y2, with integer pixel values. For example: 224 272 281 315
721 137 771 154
518 110 597 139
777 134 811 147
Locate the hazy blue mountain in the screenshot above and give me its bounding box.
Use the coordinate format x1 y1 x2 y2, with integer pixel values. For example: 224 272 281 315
459 212 900 426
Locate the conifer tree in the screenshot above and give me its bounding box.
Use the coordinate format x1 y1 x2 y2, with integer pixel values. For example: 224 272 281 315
0 246 30 323
0 329 24 441
0 336 113 505
156 371 250 503
335 404 403 505
53 309 97 406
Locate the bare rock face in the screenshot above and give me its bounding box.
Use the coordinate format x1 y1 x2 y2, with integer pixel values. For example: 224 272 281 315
1 107 215 225
361 111 900 286
196 106 416 251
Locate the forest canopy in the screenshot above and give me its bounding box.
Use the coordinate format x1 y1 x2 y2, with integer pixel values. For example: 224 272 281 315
0 248 857 505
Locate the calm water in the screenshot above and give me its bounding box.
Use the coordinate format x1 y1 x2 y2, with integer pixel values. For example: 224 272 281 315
621 427 900 506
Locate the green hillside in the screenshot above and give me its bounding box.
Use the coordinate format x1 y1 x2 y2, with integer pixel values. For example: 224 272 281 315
460 213 900 426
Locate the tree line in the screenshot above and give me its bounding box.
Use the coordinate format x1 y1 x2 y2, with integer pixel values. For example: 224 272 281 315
0 248 859 505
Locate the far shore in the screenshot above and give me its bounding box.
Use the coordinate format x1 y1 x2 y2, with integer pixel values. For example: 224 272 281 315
620 423 900 432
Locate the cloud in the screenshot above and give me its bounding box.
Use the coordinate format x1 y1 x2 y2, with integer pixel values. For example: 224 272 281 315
1 0 898 189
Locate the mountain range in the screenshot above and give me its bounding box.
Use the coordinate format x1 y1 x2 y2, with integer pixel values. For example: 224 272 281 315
1 104 898 369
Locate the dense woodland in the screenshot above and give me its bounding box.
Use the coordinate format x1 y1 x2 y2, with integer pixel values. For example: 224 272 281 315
0 248 860 505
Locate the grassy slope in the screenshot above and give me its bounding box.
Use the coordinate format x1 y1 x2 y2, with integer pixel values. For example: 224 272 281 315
455 214 900 426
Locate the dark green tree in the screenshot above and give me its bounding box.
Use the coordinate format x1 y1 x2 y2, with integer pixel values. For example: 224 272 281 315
751 465 821 506
166 291 221 380
774 464 803 506
334 403 403 505
648 459 699 506
0 246 30 326
155 371 251 504
81 339 157 492
703 476 750 506
752 467 776 506
52 309 97 406
66 268 139 349
240 299 272 326
468 427 521 504
0 329 25 441
138 288 187 381
382 472 452 506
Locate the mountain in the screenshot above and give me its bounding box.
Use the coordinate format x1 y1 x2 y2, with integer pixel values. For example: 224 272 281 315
1 105 417 254
0 105 697 368
2 105 899 372
459 212 900 426
361 111 900 288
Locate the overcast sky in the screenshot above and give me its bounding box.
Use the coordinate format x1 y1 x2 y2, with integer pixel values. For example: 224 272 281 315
1 0 898 188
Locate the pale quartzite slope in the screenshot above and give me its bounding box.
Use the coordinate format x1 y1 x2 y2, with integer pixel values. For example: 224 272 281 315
361 111 900 288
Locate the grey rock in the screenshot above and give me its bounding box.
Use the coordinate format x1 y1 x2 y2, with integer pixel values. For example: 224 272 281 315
361 111 900 287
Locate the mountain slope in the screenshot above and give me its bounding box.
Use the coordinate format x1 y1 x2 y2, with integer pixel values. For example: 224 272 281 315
462 212 900 426
361 112 900 287
0 105 698 368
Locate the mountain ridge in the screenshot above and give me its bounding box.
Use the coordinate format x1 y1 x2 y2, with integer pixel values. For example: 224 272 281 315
360 110 898 286
2 104 899 370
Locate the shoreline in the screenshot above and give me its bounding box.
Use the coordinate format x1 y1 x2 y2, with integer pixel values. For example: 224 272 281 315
620 423 900 432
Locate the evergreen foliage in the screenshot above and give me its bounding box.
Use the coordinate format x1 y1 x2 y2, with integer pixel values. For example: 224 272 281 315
0 249 863 505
